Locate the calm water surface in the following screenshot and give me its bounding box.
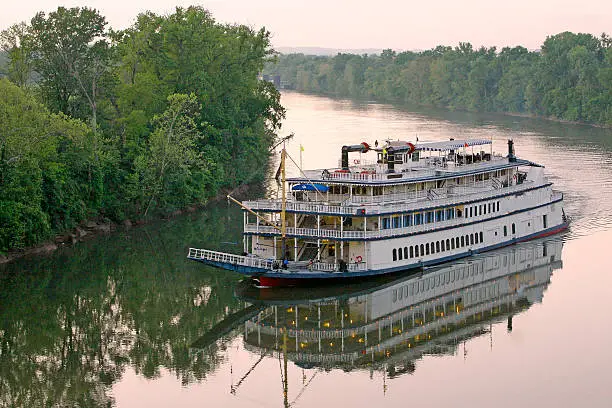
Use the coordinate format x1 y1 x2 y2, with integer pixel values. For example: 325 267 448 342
1 92 612 407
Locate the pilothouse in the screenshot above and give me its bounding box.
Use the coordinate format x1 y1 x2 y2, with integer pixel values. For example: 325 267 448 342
188 137 568 287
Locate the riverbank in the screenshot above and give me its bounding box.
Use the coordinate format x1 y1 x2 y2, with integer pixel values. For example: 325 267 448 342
0 183 257 265
287 89 611 129
269 36 611 128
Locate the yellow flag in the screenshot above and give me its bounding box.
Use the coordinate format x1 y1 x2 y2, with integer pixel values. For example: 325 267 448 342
300 144 304 152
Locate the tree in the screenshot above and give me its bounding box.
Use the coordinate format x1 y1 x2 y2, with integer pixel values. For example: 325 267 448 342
27 6 114 130
136 93 206 215
0 22 32 87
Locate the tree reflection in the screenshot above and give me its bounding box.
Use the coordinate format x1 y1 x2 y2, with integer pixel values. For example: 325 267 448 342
0 202 248 407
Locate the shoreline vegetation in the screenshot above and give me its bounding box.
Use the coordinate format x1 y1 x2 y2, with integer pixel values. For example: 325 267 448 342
0 6 285 260
265 32 612 127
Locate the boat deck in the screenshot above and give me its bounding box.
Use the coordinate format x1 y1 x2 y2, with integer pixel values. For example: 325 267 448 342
288 156 529 185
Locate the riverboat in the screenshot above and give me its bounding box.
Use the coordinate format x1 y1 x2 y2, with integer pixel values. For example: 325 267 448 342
187 138 568 286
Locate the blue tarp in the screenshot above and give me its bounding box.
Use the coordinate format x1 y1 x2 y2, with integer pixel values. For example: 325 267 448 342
292 183 329 192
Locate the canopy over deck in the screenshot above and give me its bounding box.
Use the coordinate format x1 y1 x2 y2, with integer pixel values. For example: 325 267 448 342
416 139 491 152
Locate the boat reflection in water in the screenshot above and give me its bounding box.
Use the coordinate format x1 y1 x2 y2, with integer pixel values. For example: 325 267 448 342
235 238 562 377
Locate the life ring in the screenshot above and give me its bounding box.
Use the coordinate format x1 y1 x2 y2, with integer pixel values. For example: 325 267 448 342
355 255 363 263
353 159 360 164
407 142 415 154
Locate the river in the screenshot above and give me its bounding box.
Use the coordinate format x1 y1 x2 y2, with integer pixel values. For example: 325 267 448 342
1 91 611 407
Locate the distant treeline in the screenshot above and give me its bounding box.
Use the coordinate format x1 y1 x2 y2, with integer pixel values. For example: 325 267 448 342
265 32 611 125
0 6 284 252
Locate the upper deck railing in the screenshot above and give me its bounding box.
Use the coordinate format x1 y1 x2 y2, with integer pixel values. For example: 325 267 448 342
244 180 540 216
293 154 515 184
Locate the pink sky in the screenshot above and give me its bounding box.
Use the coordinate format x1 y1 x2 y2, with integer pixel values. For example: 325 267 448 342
1 1 610 50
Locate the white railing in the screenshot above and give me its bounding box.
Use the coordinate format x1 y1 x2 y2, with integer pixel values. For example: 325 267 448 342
349 189 427 204
187 248 367 273
243 181 538 217
187 248 275 270
290 261 368 272
297 155 511 183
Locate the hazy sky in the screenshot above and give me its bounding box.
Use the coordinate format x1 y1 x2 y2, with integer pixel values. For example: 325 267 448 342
2 1 611 51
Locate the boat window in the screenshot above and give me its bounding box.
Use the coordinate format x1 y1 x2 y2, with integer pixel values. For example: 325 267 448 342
446 238 451 250
441 240 445 251
420 244 425 256
414 213 422 225
461 236 465 247
398 248 403 260
497 201 500 211
404 247 408 259
512 223 516 234
409 284 414 295
436 241 440 252
382 217 391 229
393 217 401 229
425 243 430 255
393 248 397 261
504 226 508 237
470 234 474 245
427 212 434 223
480 232 483 242
410 246 414 258
416 245 420 257
455 237 460 248
393 289 397 302
404 215 413 227
436 210 443 222
543 214 547 229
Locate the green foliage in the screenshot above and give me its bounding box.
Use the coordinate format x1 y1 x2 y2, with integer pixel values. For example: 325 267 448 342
0 78 91 250
0 23 32 87
0 6 285 251
266 31 611 125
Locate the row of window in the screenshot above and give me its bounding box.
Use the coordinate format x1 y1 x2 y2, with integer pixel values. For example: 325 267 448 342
392 231 484 262
381 200 502 231
382 208 457 229
464 201 501 218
